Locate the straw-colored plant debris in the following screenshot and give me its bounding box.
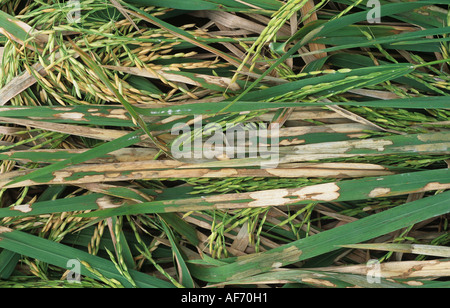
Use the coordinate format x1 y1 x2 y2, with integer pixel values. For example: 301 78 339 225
0 0 449 289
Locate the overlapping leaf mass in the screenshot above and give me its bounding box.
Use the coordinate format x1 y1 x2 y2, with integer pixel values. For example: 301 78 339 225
0 0 449 288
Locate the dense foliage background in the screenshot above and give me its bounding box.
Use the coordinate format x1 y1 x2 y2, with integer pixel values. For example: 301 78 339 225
0 0 449 288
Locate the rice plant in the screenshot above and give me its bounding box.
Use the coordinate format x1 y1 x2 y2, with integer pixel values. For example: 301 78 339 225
0 0 449 289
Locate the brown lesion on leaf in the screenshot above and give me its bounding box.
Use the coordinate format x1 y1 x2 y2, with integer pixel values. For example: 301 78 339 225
204 193 248 204
354 139 394 152
417 132 448 142
0 226 12 234
403 280 424 286
279 138 305 146
91 109 130 120
271 246 303 268
51 171 74 183
53 112 87 121
204 169 238 177
396 263 427 279
109 108 130 119
193 73 240 91
293 183 340 201
280 246 303 262
53 107 73 111
95 196 126 210
368 187 391 198
10 203 32 213
248 189 290 207
301 278 337 287
398 143 449 153
271 262 283 268
421 182 450 192
104 172 122 178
